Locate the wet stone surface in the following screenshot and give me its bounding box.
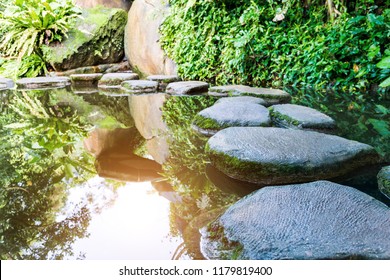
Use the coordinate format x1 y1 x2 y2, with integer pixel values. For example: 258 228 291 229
16 77 71 89
215 96 269 107
193 102 270 136
121 80 159 94
147 75 180 91
206 127 380 185
269 104 336 131
166 81 209 95
0 77 15 89
201 181 390 260
208 85 291 104
99 72 139 87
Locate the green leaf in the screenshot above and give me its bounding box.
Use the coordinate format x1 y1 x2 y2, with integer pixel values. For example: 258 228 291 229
377 56 390 69
379 76 390 87
367 118 390 137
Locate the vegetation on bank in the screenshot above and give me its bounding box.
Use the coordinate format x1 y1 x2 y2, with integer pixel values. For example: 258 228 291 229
160 0 390 93
0 0 81 79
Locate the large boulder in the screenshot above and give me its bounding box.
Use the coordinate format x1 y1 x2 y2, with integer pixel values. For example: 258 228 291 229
206 127 380 185
43 7 127 71
76 0 132 10
201 181 390 259
378 166 390 199
125 0 177 76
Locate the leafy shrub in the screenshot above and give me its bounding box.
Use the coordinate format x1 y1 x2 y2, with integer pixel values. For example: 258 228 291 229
0 0 81 78
160 0 390 94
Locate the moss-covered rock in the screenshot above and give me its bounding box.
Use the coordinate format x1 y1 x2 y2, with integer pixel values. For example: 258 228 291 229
43 7 127 71
378 166 390 199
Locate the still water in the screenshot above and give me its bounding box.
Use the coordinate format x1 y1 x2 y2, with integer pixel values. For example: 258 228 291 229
0 86 388 259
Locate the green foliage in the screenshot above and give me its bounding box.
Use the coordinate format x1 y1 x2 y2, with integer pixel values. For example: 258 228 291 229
377 55 390 87
0 0 81 78
160 0 390 94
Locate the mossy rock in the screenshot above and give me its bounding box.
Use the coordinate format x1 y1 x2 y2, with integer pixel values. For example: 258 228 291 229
43 7 127 71
378 166 390 199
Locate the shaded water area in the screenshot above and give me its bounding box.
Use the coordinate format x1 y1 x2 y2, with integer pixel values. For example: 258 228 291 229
0 85 389 259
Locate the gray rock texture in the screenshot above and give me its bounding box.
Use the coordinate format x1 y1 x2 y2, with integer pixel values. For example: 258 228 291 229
98 72 139 87
16 77 71 89
70 73 103 86
125 0 177 76
0 77 15 89
201 181 390 259
166 81 209 95
206 127 379 185
269 104 336 130
193 102 270 136
215 96 268 106
43 7 127 71
378 166 390 199
208 85 291 104
121 80 158 94
147 75 180 91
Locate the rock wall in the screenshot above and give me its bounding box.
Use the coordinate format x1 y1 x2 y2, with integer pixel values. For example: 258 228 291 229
76 0 132 10
125 0 177 76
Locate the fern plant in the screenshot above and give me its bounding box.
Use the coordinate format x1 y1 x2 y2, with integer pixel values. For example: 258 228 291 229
0 0 81 78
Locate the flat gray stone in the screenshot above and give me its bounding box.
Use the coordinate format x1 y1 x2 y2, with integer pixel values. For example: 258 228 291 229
206 127 379 185
16 77 71 89
193 102 270 136
378 166 390 199
209 85 291 104
98 72 139 87
0 77 15 89
215 96 269 106
70 73 103 84
201 181 390 259
166 81 208 95
269 104 336 130
147 75 180 91
121 80 158 94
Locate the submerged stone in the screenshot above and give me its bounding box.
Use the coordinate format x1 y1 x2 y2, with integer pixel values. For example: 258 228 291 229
16 77 71 89
215 96 269 106
206 127 379 185
201 181 390 260
99 72 139 87
166 81 209 95
378 166 390 199
147 75 180 91
208 85 291 104
269 104 336 131
121 80 158 94
193 102 270 136
43 7 127 71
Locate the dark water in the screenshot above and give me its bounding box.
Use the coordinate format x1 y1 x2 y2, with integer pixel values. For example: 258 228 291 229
0 86 388 260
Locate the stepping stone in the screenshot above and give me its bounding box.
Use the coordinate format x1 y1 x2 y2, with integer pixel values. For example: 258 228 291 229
98 72 139 87
215 96 269 106
0 77 15 89
70 73 103 86
209 85 291 104
121 80 158 94
166 81 208 95
378 166 390 199
16 77 71 89
201 181 390 260
147 75 180 91
193 102 270 136
206 127 379 185
269 104 336 131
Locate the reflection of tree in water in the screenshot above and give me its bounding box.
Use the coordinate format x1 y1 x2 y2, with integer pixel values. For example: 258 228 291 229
161 96 239 259
0 89 121 259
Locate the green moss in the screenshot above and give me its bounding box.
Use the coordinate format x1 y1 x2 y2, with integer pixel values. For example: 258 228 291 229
269 107 300 127
193 114 228 130
43 6 127 69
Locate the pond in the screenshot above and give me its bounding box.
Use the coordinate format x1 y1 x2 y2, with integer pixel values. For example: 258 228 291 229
0 85 389 260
